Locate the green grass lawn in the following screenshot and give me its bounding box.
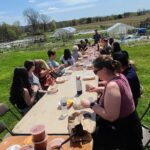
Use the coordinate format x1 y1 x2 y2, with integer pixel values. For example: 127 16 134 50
0 42 150 139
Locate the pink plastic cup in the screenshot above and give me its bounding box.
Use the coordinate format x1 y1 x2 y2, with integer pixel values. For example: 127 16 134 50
47 138 65 150
33 135 48 150
30 124 46 142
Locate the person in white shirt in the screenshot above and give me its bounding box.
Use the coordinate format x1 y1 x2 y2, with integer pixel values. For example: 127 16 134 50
60 49 75 66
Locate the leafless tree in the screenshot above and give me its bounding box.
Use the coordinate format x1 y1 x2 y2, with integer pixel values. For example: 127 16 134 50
23 8 40 34
40 14 50 32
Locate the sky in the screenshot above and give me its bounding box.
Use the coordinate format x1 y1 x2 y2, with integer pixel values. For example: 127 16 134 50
0 0 150 25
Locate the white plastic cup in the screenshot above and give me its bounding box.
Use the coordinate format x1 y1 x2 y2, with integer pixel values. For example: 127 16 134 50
60 97 68 118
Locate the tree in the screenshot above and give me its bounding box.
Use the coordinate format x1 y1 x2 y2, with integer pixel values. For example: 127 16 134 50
49 20 56 31
40 14 50 32
71 19 78 26
12 21 23 37
86 17 92 24
0 22 19 42
23 8 40 35
0 23 8 42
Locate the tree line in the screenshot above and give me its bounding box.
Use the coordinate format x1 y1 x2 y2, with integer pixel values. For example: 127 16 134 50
56 9 150 28
0 8 150 43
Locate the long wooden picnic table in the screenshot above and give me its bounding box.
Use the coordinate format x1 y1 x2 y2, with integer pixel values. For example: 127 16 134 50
12 70 98 135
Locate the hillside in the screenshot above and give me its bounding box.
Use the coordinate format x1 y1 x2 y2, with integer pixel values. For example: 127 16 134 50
75 14 150 31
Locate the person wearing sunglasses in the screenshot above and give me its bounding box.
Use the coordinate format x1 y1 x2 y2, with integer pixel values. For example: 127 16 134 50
81 55 143 150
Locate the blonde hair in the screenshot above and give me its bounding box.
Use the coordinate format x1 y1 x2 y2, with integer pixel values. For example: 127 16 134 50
34 59 50 70
73 45 79 51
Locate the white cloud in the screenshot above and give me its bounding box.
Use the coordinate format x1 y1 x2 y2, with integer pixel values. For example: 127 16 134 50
41 4 96 15
36 2 50 7
36 1 60 8
61 0 98 6
28 0 36 3
48 7 59 11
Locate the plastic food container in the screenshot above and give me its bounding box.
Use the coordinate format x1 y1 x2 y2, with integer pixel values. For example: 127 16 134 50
33 135 48 150
30 124 46 142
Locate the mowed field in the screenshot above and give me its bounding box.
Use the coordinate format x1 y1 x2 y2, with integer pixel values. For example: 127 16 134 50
0 40 150 139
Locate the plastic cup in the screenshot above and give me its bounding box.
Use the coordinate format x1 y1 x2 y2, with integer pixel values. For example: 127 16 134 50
47 138 65 150
33 135 48 150
30 124 46 142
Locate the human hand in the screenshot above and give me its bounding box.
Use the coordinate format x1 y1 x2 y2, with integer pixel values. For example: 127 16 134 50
98 80 107 87
32 85 39 92
85 84 95 92
59 64 65 68
81 99 91 108
54 67 59 72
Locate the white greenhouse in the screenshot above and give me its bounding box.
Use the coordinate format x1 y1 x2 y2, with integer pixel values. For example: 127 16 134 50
107 23 135 35
53 27 76 38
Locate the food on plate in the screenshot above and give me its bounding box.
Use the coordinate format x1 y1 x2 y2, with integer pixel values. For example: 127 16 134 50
47 85 58 94
78 57 83 61
56 77 65 84
75 62 80 67
6 145 21 150
67 98 73 109
65 70 72 75
83 75 95 81
86 64 93 70
83 55 88 58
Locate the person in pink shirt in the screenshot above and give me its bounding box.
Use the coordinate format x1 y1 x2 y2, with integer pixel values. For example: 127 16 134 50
81 55 143 150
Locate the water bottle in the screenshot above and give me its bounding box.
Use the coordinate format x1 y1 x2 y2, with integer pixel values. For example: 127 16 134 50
76 75 82 95
60 97 68 117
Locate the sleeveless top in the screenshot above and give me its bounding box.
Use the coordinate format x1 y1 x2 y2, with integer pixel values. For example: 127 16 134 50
100 74 135 118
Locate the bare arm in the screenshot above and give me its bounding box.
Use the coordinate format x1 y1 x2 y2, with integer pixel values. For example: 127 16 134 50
23 88 36 106
40 69 50 78
92 81 121 122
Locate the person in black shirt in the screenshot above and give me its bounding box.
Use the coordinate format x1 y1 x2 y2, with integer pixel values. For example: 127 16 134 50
93 29 101 45
113 51 141 107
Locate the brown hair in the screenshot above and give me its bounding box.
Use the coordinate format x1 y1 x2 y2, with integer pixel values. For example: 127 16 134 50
93 55 121 73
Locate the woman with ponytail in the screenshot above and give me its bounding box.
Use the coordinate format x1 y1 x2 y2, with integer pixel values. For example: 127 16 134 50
81 55 143 150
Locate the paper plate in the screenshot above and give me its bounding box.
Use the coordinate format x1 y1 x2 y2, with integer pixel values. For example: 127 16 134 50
7 145 21 150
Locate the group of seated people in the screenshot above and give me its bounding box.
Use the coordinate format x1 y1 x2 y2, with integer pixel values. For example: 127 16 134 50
9 33 143 149
9 44 87 114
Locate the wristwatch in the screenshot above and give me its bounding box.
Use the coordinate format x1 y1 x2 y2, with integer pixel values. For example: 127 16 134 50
90 102 97 109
